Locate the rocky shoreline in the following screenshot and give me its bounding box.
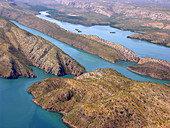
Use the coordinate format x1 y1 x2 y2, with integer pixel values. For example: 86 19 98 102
17 16 139 63
32 98 76 128
0 18 86 79
127 57 170 80
0 2 140 64
27 68 170 128
128 33 170 47
62 118 77 128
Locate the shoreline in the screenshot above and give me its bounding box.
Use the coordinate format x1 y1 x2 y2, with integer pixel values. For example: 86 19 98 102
32 99 76 128
43 10 170 48
62 118 77 128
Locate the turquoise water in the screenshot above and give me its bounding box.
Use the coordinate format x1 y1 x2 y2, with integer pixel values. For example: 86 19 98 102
37 11 170 61
0 67 69 128
10 20 170 84
0 13 169 128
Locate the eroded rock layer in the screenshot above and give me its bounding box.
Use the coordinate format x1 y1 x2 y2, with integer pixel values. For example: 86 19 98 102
127 57 170 80
27 68 170 128
0 18 86 78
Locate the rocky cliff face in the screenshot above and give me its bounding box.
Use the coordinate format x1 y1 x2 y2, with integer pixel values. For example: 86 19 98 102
27 68 170 128
0 18 86 78
0 18 36 78
0 52 36 79
127 57 170 80
83 35 139 62
129 33 170 46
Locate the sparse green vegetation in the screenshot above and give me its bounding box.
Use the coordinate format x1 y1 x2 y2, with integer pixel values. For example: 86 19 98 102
127 58 170 80
27 68 170 128
0 17 86 78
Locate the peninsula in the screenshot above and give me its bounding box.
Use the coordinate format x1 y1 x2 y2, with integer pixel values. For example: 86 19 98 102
127 57 170 80
0 18 86 79
27 68 170 128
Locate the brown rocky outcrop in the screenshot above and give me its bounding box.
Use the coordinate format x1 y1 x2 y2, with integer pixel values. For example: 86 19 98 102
83 35 139 62
0 53 36 79
0 19 36 78
0 18 86 78
127 57 170 80
27 68 170 128
128 33 170 46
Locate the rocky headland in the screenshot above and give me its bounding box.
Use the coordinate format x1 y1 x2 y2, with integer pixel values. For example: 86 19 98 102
128 33 170 47
0 18 86 79
27 68 170 128
127 57 170 80
0 1 140 64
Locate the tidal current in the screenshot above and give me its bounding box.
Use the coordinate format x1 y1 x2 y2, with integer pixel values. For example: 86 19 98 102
0 11 169 128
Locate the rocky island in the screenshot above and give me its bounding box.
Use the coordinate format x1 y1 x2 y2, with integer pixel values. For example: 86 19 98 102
127 57 170 80
0 18 86 79
27 68 170 128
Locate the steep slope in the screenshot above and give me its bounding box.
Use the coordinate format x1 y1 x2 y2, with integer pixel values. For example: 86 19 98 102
27 68 170 128
0 18 86 78
127 57 170 80
0 1 140 63
0 18 35 78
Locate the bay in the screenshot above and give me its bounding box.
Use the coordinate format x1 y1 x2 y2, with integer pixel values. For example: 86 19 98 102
0 67 69 128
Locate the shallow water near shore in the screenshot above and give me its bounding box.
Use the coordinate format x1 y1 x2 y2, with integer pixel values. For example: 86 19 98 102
0 12 169 128
0 67 69 128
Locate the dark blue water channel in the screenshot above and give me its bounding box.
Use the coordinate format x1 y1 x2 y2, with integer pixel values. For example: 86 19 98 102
0 11 169 128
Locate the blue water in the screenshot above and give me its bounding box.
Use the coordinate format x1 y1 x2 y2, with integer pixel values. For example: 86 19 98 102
0 67 69 128
37 11 170 61
10 20 170 84
0 12 169 128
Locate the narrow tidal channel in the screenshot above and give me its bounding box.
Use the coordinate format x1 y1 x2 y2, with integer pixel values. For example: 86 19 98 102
0 13 169 128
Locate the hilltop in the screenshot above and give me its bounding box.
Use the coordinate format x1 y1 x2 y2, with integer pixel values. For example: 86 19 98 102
27 68 170 128
0 18 86 78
